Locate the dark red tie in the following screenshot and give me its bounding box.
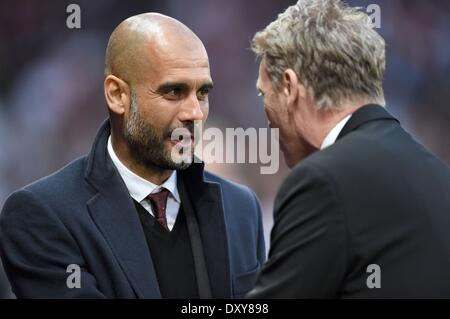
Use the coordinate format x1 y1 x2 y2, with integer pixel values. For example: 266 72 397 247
147 189 170 230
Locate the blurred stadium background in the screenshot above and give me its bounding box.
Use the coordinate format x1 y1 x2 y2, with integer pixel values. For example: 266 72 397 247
0 0 449 298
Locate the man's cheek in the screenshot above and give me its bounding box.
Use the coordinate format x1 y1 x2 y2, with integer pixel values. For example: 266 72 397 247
264 107 275 124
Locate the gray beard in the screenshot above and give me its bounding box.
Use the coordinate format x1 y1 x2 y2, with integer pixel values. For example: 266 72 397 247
123 92 192 171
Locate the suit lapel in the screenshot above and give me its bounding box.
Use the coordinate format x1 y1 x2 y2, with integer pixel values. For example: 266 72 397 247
84 120 161 298
179 165 232 298
337 104 399 140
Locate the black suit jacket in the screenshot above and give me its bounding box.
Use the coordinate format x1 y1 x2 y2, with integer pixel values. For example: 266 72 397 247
248 104 450 298
0 120 266 298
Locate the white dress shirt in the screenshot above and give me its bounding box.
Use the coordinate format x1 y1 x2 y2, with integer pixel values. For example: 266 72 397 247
107 136 181 231
320 115 352 150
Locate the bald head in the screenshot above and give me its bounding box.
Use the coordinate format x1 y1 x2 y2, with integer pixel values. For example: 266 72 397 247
105 13 207 84
103 13 212 182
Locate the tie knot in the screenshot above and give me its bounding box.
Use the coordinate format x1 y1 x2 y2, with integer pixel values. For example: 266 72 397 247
146 189 170 230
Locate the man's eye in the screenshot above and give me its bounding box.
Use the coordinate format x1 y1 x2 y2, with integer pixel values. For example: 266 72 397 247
167 88 182 96
197 87 211 100
199 87 210 96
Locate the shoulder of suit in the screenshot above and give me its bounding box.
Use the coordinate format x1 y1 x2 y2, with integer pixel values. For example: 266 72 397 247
287 131 383 188
16 155 89 200
1 156 89 223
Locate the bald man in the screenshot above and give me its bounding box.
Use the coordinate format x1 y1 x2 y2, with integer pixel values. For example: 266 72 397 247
0 13 265 299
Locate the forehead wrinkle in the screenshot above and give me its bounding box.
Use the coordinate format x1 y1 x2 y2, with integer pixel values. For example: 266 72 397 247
162 58 210 68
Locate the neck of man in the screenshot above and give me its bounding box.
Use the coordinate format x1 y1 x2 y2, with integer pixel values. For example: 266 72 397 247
311 97 380 150
110 131 173 186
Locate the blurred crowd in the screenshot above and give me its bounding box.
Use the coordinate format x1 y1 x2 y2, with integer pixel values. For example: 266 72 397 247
0 0 449 298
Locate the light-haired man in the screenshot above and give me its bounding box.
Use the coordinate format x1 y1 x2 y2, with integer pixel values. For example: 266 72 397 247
247 0 450 298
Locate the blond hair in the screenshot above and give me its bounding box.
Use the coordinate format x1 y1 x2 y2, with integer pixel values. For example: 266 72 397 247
252 0 386 110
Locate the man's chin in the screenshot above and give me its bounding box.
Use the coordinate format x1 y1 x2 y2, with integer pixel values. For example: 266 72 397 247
174 161 193 170
165 156 193 170
140 156 192 171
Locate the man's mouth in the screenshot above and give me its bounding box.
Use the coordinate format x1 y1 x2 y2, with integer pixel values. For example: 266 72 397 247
168 130 194 147
170 135 193 146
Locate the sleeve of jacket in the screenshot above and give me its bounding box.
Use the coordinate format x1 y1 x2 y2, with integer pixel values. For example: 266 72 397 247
0 189 106 298
247 162 350 298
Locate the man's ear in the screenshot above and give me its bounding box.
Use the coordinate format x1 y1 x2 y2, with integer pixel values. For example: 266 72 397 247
282 69 300 107
104 75 131 115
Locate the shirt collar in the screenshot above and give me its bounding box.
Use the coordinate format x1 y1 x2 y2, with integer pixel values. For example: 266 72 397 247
107 135 180 203
320 114 352 150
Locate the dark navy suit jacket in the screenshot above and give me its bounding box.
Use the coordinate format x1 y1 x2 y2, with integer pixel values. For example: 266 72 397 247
0 120 266 298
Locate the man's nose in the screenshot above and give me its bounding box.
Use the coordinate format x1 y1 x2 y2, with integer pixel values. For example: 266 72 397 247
180 94 204 121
